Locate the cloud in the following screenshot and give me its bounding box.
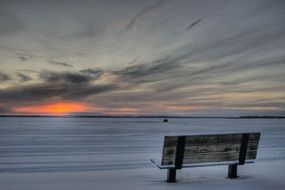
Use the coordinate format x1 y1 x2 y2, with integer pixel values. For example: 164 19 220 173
111 37 285 98
18 69 39 73
1 72 31 83
78 22 104 38
185 18 203 30
39 69 104 84
125 0 170 30
19 56 28 62
113 57 178 82
40 71 90 84
187 21 284 64
16 72 32 82
0 0 284 116
47 21 104 41
0 45 35 61
0 72 11 82
80 68 104 79
47 60 74 67
0 69 109 106
0 82 116 103
0 106 11 113
0 12 24 34
185 0 226 31
0 68 115 113
127 56 140 65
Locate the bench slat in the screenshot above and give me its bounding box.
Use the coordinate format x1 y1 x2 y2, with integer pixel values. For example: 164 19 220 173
162 150 257 165
164 133 260 147
163 142 259 156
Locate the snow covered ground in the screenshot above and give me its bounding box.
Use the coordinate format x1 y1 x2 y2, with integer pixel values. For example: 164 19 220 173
0 118 284 189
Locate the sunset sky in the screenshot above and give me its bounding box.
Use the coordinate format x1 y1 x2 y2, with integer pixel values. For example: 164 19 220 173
0 0 284 116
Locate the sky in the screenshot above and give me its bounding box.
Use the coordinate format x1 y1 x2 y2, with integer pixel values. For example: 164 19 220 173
0 0 284 116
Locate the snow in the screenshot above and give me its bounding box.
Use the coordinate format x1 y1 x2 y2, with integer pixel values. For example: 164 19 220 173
0 118 285 189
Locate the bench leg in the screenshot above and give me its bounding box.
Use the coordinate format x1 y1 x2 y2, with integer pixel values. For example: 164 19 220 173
228 164 238 178
167 168 176 182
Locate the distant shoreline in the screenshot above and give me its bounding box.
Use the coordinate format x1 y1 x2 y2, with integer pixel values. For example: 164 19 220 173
0 115 284 119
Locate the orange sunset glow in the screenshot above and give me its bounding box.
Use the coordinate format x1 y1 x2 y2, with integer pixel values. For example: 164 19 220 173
13 102 88 114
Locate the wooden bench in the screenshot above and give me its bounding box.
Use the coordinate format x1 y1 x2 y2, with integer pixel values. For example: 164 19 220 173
151 132 261 182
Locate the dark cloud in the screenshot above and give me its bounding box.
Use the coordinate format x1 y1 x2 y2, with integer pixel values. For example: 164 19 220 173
1 72 32 84
125 0 170 30
128 56 140 65
16 72 32 82
113 57 179 83
80 68 104 80
40 71 90 84
185 18 203 30
39 69 104 84
0 45 30 54
19 56 28 62
111 44 285 97
0 45 35 60
18 69 38 73
185 0 226 31
0 106 11 113
0 82 116 103
47 60 74 67
0 72 11 82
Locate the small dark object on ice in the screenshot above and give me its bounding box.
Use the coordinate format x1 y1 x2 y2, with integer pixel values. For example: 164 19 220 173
163 119 168 122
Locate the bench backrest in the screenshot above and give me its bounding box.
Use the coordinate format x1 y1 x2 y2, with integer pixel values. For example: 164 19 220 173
161 132 260 168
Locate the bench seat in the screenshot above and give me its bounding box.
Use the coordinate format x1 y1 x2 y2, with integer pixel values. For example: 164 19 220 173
151 159 254 169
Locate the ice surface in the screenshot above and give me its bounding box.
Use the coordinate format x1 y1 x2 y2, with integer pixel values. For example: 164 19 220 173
0 118 284 189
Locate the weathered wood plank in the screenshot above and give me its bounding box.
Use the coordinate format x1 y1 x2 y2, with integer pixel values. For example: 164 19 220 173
162 151 257 165
163 136 178 147
163 133 260 147
163 142 259 156
183 151 257 163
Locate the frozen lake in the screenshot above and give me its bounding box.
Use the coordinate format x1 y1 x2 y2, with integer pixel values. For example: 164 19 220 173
0 117 285 190
0 117 284 172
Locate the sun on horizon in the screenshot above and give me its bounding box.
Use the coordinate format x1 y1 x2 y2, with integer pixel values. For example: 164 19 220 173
13 102 88 115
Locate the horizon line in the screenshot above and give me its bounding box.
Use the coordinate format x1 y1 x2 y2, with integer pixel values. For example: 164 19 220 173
0 114 284 119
